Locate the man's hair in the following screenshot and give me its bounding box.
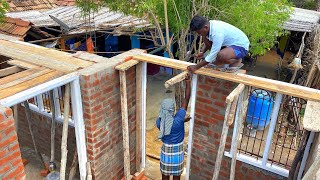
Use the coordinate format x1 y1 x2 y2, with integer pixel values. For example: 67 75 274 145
190 15 208 31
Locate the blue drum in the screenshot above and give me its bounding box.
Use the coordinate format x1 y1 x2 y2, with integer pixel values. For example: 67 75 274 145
246 89 274 130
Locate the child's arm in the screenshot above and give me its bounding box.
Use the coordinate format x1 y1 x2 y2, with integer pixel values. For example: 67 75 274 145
181 74 191 111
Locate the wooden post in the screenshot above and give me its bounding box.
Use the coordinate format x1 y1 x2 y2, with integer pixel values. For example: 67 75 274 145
212 103 232 180
86 162 92 180
212 84 246 180
136 63 142 172
60 84 71 180
49 90 56 163
164 71 188 88
302 154 320 180
230 89 246 180
119 71 131 180
68 150 78 180
13 105 18 130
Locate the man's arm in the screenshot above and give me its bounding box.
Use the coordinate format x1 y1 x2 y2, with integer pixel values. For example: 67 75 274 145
181 74 191 111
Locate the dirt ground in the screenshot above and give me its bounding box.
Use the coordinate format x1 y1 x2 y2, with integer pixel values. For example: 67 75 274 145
21 49 293 179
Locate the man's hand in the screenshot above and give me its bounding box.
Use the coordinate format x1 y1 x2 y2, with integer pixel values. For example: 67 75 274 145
195 52 204 60
187 65 198 73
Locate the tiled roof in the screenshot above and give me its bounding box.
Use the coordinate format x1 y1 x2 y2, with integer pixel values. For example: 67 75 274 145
0 17 31 38
0 17 54 39
6 0 75 12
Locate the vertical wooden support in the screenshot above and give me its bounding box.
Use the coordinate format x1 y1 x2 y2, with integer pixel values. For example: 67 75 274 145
141 62 147 169
49 90 56 162
71 78 88 180
185 74 198 180
135 62 142 172
36 94 44 111
298 131 315 180
13 105 18 130
262 93 283 166
60 38 66 51
119 71 131 180
86 162 92 180
60 83 70 180
230 89 246 180
212 103 232 180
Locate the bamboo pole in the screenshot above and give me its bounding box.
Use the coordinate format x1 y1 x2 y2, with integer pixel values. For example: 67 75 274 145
212 103 232 180
68 150 78 180
49 90 56 162
119 71 131 180
60 84 71 180
24 101 46 168
230 89 247 180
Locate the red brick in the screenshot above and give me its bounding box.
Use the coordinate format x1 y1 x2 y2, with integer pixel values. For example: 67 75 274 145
214 101 226 108
199 84 212 91
4 126 15 136
0 151 21 166
5 109 12 117
3 164 24 180
212 113 224 121
0 134 17 149
0 165 10 174
0 114 4 121
11 158 22 167
0 119 14 132
198 97 213 105
0 149 6 158
8 143 20 152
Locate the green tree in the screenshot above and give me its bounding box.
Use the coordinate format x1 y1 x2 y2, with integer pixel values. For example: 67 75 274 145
76 0 292 57
0 0 9 22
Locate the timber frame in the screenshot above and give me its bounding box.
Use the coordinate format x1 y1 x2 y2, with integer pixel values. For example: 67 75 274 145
116 53 320 180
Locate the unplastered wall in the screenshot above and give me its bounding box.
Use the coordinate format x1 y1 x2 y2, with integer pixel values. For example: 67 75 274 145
0 105 25 179
190 75 286 180
78 49 145 180
17 105 77 167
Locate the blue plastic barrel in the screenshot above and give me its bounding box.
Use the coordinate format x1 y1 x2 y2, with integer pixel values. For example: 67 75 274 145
246 89 274 130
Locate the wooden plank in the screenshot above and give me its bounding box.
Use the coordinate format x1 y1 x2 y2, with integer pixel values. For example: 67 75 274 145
135 63 142 172
8 60 40 69
303 100 320 132
0 67 51 90
164 71 188 88
0 70 64 99
226 84 245 104
212 103 232 180
302 155 320 180
227 97 239 126
115 60 139 71
230 90 247 180
133 54 320 101
0 40 93 72
0 66 22 77
60 83 70 180
0 67 41 85
119 71 132 180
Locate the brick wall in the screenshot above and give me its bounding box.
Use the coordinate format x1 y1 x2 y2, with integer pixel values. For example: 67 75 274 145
79 50 144 180
190 75 286 180
0 105 25 179
17 106 77 166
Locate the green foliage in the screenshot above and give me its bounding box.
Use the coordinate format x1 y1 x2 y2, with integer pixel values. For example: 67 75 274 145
0 0 9 22
76 0 293 56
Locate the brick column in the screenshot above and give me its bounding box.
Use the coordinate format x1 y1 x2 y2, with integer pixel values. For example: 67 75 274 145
190 75 285 180
0 106 25 180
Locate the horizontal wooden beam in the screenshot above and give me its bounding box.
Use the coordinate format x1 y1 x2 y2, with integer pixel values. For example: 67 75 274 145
0 40 94 73
115 60 139 71
8 60 40 69
133 54 320 101
0 66 23 78
165 71 188 88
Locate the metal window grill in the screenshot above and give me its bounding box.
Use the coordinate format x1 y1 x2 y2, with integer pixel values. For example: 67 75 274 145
26 85 73 120
238 88 306 169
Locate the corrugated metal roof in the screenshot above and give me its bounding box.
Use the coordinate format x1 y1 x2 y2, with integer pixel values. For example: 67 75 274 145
6 6 152 34
284 8 320 32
